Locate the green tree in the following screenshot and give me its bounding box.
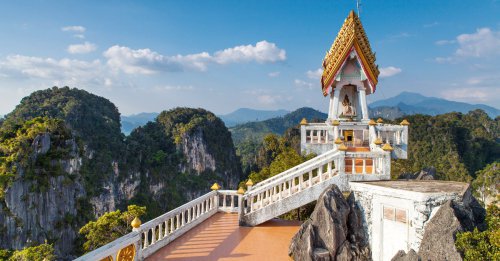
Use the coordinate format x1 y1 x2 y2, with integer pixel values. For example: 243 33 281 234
456 204 500 260
472 162 499 205
7 243 55 261
79 205 146 252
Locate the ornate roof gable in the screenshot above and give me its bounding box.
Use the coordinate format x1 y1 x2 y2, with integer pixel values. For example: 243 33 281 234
321 10 379 96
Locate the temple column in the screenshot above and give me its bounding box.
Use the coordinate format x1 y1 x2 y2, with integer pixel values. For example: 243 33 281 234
331 87 340 120
327 89 335 121
358 87 369 120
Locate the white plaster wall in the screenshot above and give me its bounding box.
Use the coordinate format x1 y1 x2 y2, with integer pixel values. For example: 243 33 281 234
349 183 466 261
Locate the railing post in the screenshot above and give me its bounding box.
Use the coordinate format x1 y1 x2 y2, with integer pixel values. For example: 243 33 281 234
319 166 323 182
308 171 313 187
362 158 366 174
352 157 356 174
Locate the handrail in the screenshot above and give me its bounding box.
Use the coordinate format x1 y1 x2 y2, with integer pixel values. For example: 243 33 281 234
74 231 140 261
140 191 216 230
251 148 340 190
245 150 343 197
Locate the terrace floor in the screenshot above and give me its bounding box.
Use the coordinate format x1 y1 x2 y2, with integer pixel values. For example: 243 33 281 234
146 213 301 261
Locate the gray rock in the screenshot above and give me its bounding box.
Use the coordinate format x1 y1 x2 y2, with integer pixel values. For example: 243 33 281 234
391 249 419 261
289 184 371 261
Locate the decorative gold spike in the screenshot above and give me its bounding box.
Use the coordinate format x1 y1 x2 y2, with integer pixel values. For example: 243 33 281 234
211 183 221 190
245 179 254 186
338 143 348 151
376 118 384 124
131 217 141 229
400 119 410 126
237 187 245 195
332 119 340 126
334 137 343 144
116 244 135 261
382 142 394 151
368 119 377 126
374 137 383 145
300 118 308 125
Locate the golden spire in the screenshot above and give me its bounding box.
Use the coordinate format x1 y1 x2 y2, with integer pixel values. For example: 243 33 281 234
321 10 379 96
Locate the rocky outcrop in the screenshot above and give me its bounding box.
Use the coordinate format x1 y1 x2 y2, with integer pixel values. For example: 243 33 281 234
393 191 486 261
0 135 85 258
398 167 436 180
289 184 371 261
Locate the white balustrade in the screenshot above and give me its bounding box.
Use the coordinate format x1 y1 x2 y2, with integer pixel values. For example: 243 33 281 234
241 150 343 215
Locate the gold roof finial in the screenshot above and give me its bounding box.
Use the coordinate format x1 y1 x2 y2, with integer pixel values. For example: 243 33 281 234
400 119 410 126
300 118 308 125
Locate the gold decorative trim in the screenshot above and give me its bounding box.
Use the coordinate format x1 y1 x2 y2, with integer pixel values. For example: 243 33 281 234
100 256 113 261
116 244 135 261
321 10 379 96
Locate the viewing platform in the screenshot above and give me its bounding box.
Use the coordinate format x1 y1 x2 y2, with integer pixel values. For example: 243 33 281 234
146 213 300 260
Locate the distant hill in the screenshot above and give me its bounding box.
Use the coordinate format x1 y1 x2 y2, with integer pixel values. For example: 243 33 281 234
121 109 290 134
369 92 499 119
219 108 289 127
230 107 327 145
121 112 159 135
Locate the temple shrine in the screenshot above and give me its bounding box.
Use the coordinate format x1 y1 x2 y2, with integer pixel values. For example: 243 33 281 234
76 10 473 261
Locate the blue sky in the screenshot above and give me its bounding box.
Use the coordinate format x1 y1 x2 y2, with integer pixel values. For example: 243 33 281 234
0 0 499 115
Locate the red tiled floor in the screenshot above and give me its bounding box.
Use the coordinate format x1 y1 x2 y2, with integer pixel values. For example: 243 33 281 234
146 213 301 261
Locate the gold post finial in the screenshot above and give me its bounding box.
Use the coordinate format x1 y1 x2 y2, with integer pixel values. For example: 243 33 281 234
237 187 245 195
334 137 343 144
245 179 254 186
338 143 348 151
376 118 384 124
382 142 394 151
400 119 410 126
211 183 221 190
131 216 141 229
368 119 377 126
374 137 383 145
332 120 340 126
300 118 308 125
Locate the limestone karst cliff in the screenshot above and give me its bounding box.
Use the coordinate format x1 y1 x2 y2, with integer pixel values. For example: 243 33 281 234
0 87 241 258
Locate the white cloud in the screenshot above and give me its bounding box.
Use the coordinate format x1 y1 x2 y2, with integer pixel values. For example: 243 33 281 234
441 87 497 103
61 26 86 33
67 42 97 54
0 54 106 86
435 39 456 45
103 40 286 75
294 79 314 89
379 66 402 78
213 41 286 64
306 68 323 80
455 28 500 58
74 34 85 39
268 71 280 77
424 22 439 28
436 28 500 62
153 85 195 92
